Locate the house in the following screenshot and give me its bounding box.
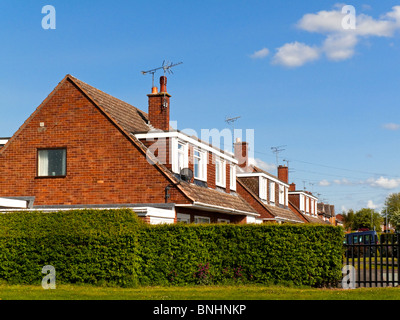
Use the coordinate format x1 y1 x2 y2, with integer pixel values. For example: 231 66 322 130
317 202 336 225
234 139 305 224
0 74 259 224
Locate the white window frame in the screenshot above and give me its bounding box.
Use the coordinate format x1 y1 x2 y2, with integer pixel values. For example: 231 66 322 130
306 196 310 213
193 148 207 181
300 194 305 212
172 139 188 174
259 176 267 200
215 157 226 188
279 184 285 205
269 181 275 204
230 164 236 191
194 215 211 224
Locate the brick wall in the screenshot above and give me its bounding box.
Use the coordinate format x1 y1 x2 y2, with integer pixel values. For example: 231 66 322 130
0 79 190 206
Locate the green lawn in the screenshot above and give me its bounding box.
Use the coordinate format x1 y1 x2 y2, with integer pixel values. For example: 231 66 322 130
1 284 400 300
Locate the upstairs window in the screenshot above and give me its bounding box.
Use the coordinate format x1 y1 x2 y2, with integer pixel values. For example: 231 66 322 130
269 181 275 203
38 148 66 177
279 185 285 205
177 141 187 172
193 148 207 181
230 165 236 191
259 177 267 200
215 158 226 187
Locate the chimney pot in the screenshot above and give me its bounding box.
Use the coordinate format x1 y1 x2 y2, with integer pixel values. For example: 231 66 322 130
151 86 158 94
160 76 167 93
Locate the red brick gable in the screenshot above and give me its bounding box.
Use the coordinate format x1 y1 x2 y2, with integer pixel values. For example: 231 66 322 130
0 76 191 206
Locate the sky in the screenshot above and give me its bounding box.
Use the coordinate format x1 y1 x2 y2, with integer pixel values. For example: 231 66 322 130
1 0 400 214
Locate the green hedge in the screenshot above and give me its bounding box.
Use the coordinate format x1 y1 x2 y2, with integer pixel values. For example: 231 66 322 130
0 209 344 287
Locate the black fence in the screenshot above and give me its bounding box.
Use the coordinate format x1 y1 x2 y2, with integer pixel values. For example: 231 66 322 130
343 233 400 288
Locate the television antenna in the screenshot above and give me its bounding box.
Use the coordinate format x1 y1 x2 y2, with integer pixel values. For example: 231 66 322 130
141 60 183 87
271 145 286 166
225 116 241 147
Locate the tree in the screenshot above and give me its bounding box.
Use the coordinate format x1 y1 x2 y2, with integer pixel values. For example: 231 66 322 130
341 209 355 231
388 209 400 231
382 193 400 225
352 208 382 232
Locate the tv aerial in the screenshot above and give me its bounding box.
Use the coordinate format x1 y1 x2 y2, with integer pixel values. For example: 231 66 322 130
271 145 286 166
141 60 183 87
225 116 241 147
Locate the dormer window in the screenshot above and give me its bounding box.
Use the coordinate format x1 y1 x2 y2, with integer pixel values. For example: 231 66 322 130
269 181 275 204
193 148 207 181
230 165 236 191
215 157 226 187
259 177 267 200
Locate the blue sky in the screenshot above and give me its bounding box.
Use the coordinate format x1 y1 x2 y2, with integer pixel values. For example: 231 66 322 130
1 0 400 214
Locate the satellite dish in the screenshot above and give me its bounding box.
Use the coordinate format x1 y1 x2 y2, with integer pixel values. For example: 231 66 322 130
180 168 193 182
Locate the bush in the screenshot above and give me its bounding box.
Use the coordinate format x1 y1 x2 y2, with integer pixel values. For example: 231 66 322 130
0 209 344 287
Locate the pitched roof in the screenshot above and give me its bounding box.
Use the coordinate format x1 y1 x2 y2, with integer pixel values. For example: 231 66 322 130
70 75 151 133
237 179 304 223
68 75 256 216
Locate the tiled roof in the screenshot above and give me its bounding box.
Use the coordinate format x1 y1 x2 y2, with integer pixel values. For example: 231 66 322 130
68 75 257 216
70 75 151 133
237 179 304 223
179 181 258 215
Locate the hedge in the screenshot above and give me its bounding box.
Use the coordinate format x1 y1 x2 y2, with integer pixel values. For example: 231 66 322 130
0 209 344 287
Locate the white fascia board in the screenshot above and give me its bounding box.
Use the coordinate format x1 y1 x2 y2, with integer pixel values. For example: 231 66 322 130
237 172 290 187
288 191 318 201
135 132 237 164
134 207 176 219
0 198 28 209
0 139 9 145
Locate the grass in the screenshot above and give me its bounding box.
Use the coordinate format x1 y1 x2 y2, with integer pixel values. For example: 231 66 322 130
1 284 400 300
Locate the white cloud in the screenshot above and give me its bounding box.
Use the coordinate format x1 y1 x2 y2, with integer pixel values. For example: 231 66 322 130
249 158 276 172
367 200 378 209
323 33 358 60
250 48 270 59
319 179 331 186
383 123 400 130
334 178 354 186
367 177 400 189
272 42 320 67
272 5 400 67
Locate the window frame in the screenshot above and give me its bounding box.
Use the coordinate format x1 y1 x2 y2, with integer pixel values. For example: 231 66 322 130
194 215 211 224
215 157 226 188
259 176 267 200
193 147 207 181
229 164 236 191
36 147 67 178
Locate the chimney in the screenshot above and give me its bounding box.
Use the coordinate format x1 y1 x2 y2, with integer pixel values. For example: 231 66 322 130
289 183 296 191
148 76 171 131
234 138 250 171
277 165 288 184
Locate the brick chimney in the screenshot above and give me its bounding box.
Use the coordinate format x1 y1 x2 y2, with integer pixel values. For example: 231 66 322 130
234 138 250 171
289 183 296 191
148 76 170 131
277 165 288 184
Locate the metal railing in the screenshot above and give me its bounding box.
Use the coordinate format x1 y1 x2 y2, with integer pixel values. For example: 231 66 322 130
343 233 400 287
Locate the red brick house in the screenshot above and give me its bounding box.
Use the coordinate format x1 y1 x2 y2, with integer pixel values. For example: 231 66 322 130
0 74 259 224
234 140 305 224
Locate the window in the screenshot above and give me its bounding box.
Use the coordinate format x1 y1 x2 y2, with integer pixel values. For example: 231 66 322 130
299 194 305 212
215 158 226 187
269 181 275 203
177 141 187 171
217 218 230 223
38 149 66 177
259 177 267 200
279 185 284 205
230 165 236 191
194 216 210 224
306 197 310 213
193 148 206 181
177 213 190 223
